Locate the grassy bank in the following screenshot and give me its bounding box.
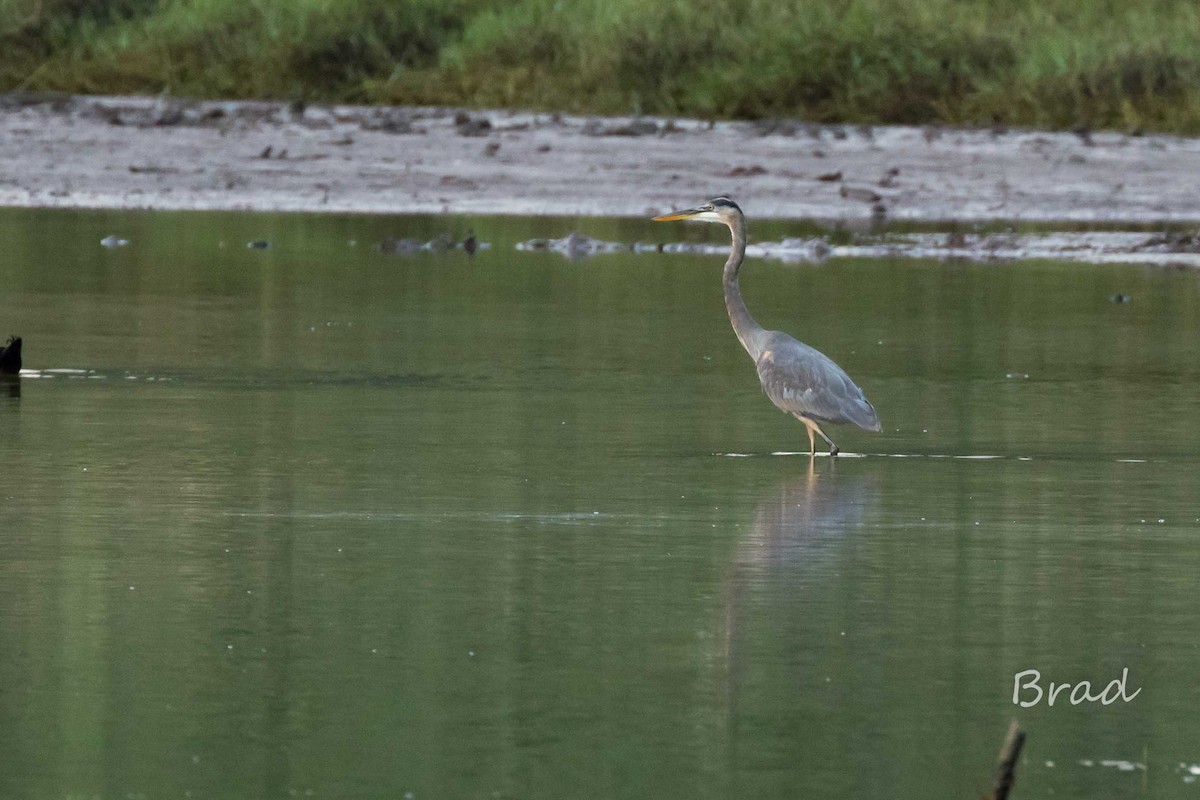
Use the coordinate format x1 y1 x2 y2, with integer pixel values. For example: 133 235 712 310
4 0 1200 132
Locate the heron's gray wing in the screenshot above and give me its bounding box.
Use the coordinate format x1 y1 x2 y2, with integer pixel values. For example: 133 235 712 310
755 339 880 430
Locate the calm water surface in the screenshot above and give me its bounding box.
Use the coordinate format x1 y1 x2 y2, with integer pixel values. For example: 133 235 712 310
1 209 1199 799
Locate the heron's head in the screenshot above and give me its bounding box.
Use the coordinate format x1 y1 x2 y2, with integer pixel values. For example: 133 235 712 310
653 196 742 225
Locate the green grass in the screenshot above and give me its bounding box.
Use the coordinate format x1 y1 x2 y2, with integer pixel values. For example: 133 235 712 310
4 0 1200 132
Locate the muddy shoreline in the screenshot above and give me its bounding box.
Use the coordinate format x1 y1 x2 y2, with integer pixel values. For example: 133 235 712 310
2 93 1200 265
5 92 1200 221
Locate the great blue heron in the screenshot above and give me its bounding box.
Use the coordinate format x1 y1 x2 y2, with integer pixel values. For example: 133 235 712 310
653 197 879 456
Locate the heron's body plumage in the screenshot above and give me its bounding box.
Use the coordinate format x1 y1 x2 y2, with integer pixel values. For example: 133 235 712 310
755 332 880 431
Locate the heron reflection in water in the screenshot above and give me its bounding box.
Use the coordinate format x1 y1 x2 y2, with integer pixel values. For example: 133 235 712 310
736 466 875 569
654 198 879 456
717 469 877 723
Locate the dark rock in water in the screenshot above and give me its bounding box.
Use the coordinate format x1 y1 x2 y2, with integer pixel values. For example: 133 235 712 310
1109 293 1132 304
462 231 477 256
0 336 22 375
246 240 271 249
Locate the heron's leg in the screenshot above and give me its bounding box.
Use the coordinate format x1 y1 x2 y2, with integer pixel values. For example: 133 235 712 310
797 415 823 457
810 420 839 457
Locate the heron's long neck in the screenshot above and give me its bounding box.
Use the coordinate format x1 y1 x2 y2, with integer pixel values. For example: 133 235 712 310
724 217 767 360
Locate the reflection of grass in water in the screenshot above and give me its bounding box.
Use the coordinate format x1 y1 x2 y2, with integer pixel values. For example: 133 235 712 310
5 0 1200 132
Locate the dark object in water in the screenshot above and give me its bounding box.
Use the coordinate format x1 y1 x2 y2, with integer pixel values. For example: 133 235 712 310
462 231 477 256
246 240 271 249
990 720 1026 800
0 336 22 375
1109 293 1132 304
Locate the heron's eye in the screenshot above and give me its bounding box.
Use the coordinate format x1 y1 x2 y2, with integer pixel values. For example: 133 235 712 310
703 205 714 211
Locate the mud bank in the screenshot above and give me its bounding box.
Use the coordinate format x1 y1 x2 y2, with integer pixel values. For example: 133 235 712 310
2 93 1200 239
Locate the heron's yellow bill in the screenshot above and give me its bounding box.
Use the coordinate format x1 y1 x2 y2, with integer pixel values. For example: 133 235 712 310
652 208 703 222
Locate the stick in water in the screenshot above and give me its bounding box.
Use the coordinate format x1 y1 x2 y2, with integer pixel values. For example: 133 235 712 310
991 720 1026 800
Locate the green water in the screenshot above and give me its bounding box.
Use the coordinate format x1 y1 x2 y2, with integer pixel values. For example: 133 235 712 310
1 209 1198 799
